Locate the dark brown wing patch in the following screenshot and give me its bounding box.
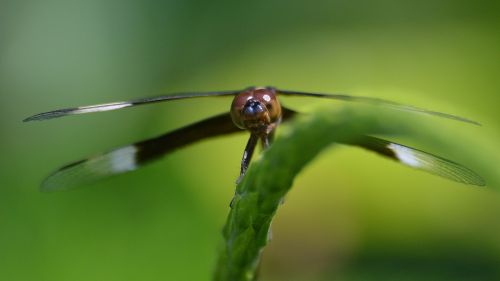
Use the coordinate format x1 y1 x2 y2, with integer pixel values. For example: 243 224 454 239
41 113 241 191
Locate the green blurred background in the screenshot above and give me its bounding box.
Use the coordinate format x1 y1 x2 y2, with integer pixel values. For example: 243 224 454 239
1 0 499 280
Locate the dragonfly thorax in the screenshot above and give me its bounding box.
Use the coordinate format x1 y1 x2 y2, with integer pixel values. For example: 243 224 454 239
230 87 282 134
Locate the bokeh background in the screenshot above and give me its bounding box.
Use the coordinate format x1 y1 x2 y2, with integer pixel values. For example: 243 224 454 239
1 1 499 280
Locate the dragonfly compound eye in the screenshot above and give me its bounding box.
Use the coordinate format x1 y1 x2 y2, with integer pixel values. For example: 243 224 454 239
230 87 282 133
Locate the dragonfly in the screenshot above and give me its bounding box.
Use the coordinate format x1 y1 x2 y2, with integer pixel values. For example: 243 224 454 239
24 86 485 191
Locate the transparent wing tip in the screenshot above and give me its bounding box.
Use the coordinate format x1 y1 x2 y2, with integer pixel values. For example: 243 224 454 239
461 172 486 187
24 110 69 122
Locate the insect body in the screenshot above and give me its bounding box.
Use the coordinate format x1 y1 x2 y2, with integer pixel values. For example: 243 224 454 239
24 86 485 191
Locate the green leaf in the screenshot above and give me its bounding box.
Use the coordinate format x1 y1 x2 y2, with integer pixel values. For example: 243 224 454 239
213 105 495 281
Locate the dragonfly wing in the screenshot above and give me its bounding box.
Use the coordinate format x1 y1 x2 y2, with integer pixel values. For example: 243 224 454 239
278 90 480 125
24 90 240 122
342 135 485 186
41 113 241 191
279 107 483 185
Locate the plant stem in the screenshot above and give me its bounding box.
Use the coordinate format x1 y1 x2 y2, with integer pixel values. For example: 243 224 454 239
212 105 483 280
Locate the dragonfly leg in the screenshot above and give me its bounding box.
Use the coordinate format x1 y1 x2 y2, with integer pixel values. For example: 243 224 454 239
260 129 276 150
236 133 259 184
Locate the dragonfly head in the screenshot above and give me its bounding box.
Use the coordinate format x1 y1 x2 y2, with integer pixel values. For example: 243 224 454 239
230 87 282 134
